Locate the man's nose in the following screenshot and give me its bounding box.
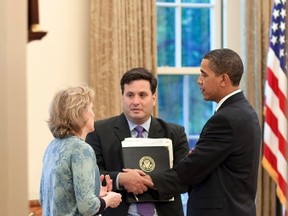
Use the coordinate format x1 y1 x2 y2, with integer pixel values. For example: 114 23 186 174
197 77 202 85
132 95 141 103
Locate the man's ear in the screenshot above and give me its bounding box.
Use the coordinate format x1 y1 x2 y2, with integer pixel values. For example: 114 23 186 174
220 73 230 86
152 93 157 106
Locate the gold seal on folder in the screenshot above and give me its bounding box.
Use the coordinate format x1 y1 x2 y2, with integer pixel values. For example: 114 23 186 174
139 156 155 172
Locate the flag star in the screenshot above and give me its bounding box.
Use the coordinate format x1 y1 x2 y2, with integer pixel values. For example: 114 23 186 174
280 8 286 18
273 9 280 19
279 35 286 44
270 35 278 45
280 21 286 31
271 22 278 32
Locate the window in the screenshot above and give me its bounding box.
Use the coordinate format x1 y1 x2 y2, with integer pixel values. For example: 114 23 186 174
156 0 221 148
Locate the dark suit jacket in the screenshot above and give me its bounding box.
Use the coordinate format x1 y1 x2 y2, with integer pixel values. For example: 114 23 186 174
176 92 261 216
86 114 189 216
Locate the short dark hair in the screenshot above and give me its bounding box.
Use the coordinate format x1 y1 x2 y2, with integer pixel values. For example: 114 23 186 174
203 48 244 86
120 67 157 94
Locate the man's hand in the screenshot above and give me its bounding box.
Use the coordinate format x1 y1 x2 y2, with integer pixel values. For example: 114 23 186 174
118 168 154 194
142 174 156 190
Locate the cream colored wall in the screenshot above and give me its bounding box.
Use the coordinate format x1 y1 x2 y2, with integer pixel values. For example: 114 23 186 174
27 0 90 199
0 0 28 215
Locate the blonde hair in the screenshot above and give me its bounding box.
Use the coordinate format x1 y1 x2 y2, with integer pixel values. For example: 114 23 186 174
47 86 95 138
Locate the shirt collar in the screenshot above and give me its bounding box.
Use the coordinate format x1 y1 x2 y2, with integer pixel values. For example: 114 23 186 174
215 89 241 112
127 117 151 132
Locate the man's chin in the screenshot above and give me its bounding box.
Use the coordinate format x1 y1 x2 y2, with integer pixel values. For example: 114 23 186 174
203 95 211 101
128 113 145 122
130 114 143 119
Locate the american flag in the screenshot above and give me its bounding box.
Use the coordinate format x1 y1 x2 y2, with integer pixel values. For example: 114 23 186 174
262 0 288 213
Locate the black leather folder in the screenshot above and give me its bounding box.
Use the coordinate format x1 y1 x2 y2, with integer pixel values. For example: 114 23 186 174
122 146 170 174
121 138 174 202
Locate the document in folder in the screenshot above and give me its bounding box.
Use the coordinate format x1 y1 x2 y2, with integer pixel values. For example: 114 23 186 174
121 138 174 202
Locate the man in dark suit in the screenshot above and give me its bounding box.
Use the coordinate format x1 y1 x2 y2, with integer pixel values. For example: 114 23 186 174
86 67 189 216
176 48 261 216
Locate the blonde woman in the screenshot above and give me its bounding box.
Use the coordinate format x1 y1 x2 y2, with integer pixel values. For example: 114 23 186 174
40 86 121 216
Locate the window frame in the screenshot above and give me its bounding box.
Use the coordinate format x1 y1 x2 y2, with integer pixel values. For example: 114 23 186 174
156 0 243 75
156 0 222 73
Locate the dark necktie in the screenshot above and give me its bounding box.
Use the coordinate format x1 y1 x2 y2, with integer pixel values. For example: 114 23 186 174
134 126 155 216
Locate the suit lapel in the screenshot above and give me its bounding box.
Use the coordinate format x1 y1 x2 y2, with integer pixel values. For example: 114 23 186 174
113 113 131 141
148 117 166 138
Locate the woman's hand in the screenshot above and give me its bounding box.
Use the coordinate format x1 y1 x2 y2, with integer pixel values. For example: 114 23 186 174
100 174 113 197
102 191 122 208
